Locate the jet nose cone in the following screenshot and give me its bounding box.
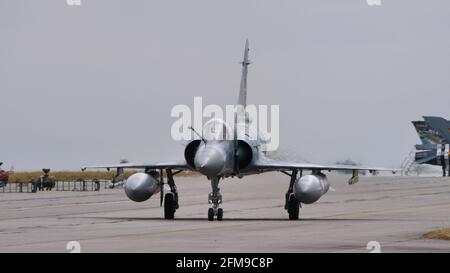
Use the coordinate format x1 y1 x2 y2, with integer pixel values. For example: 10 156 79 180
194 146 227 177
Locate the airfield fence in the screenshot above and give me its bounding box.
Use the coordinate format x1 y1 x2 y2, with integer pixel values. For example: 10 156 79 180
0 179 113 193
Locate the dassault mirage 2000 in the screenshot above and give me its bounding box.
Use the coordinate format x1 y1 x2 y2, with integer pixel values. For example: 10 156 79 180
83 40 395 221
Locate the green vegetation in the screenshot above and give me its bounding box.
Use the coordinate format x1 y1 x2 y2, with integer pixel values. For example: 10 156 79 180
423 229 450 240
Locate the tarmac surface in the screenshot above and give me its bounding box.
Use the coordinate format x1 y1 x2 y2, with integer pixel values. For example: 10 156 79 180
1 173 450 252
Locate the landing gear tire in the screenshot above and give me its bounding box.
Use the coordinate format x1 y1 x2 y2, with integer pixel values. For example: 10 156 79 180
208 208 214 221
164 193 176 220
217 208 223 221
288 194 299 220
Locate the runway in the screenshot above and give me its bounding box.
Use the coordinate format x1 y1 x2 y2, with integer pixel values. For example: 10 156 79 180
0 173 449 252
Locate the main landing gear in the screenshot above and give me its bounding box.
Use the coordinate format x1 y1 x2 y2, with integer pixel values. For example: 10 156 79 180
442 159 449 177
163 169 179 220
208 177 223 221
440 154 450 177
284 169 301 220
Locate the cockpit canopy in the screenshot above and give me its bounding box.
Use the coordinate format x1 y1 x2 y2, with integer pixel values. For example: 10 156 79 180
202 119 233 141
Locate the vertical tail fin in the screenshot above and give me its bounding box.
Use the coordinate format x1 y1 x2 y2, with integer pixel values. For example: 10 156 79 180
423 116 450 144
412 117 449 145
412 121 438 145
237 39 250 107
234 39 250 173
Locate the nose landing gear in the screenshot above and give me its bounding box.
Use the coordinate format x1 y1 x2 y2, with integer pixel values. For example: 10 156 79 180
208 177 223 221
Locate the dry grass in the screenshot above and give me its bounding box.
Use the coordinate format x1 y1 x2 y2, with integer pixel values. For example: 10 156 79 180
9 171 125 182
8 170 198 183
423 229 450 240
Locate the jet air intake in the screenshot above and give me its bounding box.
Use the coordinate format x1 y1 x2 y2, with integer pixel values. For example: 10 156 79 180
184 140 201 170
235 140 253 171
124 172 160 202
293 174 329 204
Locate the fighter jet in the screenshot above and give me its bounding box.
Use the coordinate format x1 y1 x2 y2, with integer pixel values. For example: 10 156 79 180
412 116 450 176
83 40 395 221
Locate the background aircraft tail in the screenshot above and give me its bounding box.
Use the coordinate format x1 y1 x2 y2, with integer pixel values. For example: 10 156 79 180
412 117 449 145
423 116 450 144
412 121 441 144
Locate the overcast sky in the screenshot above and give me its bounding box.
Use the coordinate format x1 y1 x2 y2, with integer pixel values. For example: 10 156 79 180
1 0 449 171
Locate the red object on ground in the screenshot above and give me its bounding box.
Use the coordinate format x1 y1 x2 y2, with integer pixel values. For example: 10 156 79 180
0 172 9 182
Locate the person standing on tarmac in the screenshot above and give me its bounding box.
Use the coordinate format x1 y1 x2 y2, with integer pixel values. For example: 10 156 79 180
0 162 10 187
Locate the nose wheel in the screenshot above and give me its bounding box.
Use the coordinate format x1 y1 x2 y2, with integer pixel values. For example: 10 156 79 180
217 208 223 220
208 208 214 221
208 207 223 221
208 177 223 221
